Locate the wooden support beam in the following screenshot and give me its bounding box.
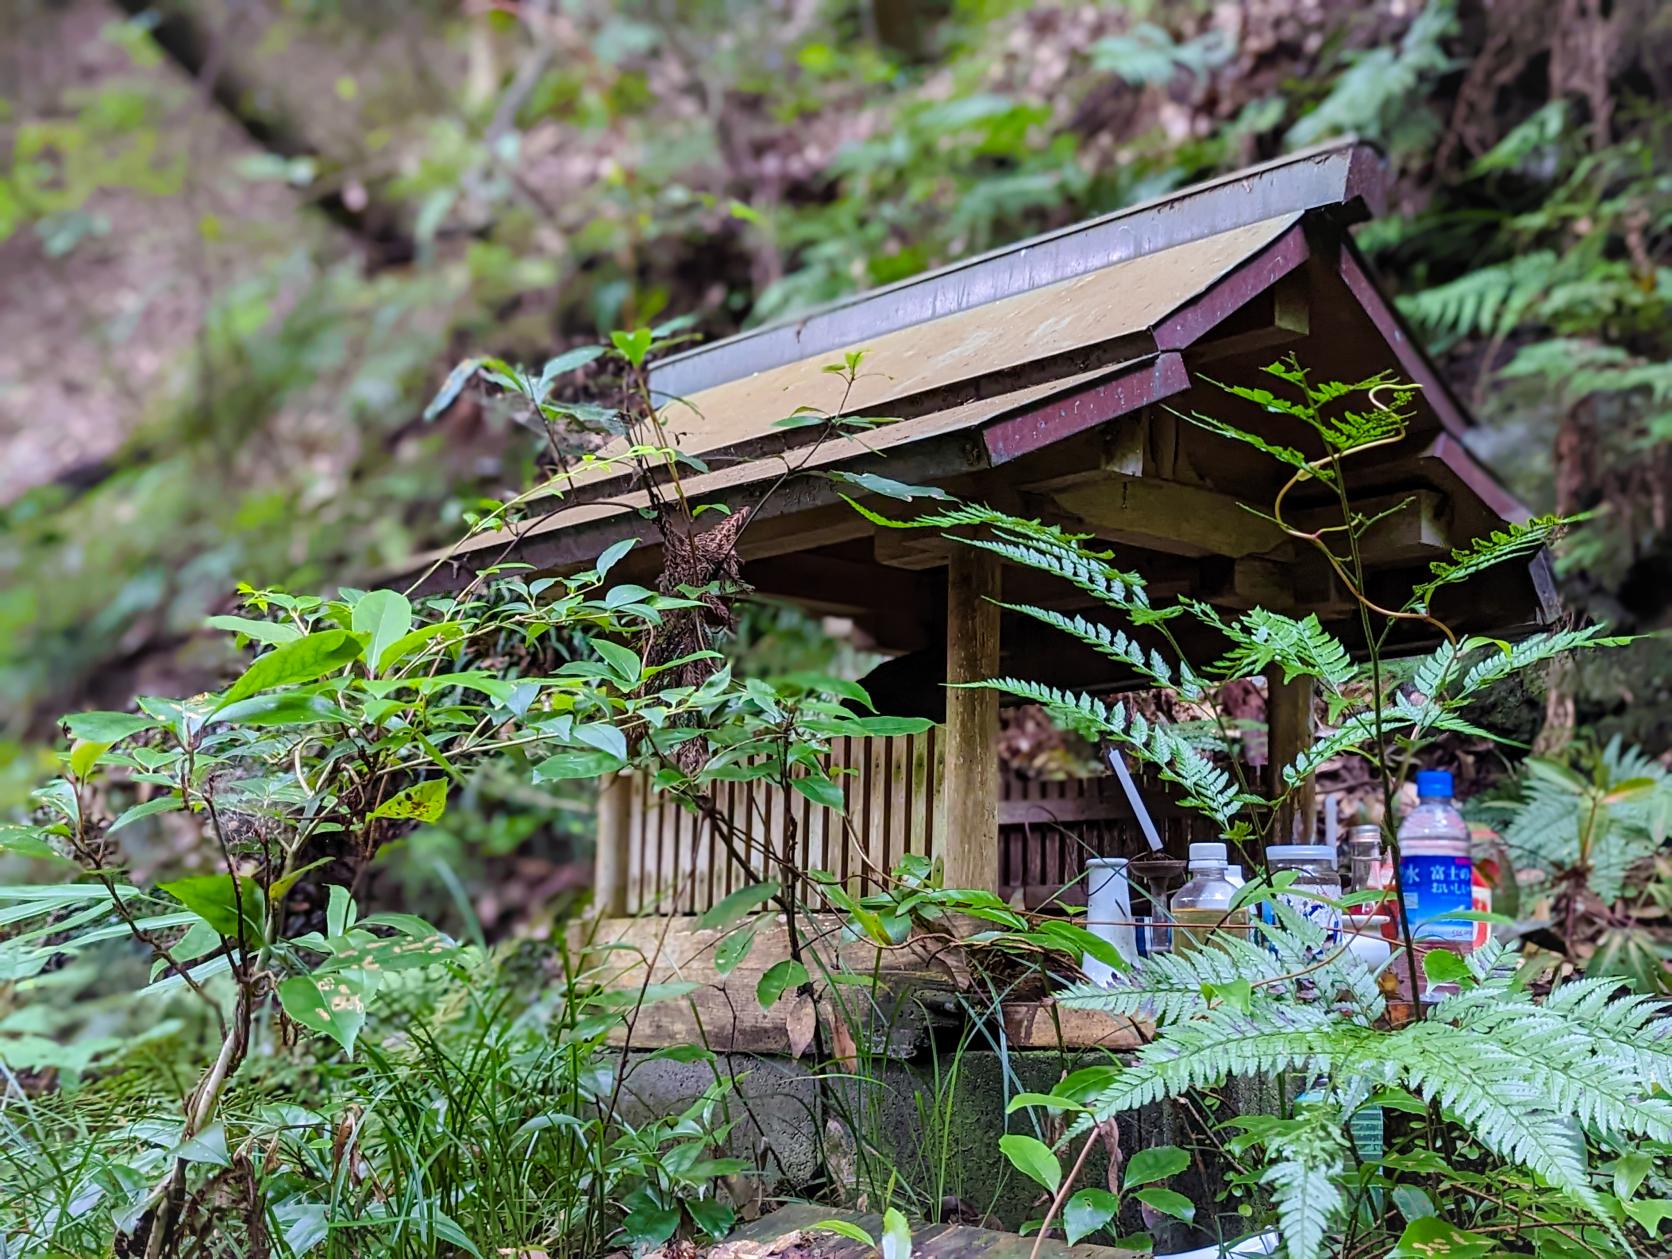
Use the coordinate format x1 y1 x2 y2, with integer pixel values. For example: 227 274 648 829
942 547 1000 891
1288 489 1454 564
1000 999 1148 1050
593 773 633 916
1183 268 1311 366
1049 475 1285 558
1266 668 1317 844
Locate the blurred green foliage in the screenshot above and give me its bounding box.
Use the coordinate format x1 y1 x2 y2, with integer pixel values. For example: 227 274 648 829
0 0 1667 777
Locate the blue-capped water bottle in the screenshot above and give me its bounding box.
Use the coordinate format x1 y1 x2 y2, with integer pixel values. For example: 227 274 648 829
1397 769 1472 1000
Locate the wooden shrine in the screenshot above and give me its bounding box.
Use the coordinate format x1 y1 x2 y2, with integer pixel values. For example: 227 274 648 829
426 140 1554 1048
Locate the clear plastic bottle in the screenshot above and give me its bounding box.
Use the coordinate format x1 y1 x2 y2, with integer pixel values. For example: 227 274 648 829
1169 842 1248 955
1396 769 1473 999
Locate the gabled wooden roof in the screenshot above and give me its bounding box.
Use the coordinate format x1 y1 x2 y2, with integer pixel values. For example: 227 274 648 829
428 139 1555 666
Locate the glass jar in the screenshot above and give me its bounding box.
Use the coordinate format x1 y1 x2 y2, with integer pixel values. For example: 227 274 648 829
1345 823 1385 892
1264 843 1343 945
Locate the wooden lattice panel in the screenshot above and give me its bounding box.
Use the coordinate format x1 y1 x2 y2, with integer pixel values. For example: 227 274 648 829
626 729 945 914
621 733 1221 915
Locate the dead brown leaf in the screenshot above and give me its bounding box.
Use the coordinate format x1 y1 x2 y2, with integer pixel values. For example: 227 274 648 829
785 991 817 1058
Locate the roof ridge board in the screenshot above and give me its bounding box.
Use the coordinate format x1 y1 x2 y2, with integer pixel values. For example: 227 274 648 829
652 138 1385 399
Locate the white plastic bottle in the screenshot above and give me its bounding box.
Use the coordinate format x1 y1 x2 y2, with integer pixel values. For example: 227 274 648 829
1169 842 1248 955
1396 769 1472 999
1081 857 1137 983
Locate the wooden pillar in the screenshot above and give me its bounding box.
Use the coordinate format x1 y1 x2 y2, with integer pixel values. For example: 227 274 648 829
594 772 633 916
942 546 1001 891
1265 668 1317 844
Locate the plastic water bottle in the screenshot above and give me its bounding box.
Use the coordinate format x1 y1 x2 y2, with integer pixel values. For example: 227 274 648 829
1396 769 1472 999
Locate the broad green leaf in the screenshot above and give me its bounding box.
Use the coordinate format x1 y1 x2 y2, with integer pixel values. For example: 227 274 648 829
174 1122 230 1168
269 857 333 903
611 327 653 367
686 1198 736 1241
423 357 480 420
276 1202 328 1256
1124 1145 1190 1188
714 921 758 975
1033 920 1129 973
591 639 644 688
1607 1150 1655 1202
33 779 79 827
212 692 341 727
812 1221 876 1246
216 631 362 711
375 622 463 672
757 958 808 1007
881 1208 911 1259
1201 978 1252 1013
573 721 629 763
326 884 356 938
1422 948 1472 987
0 825 68 861
430 1211 482 1258
588 981 698 1010
594 537 635 579
999 1133 1061 1193
159 873 265 944
828 470 952 501
835 715 934 738
642 1044 714 1064
538 344 605 389
419 671 519 705
205 615 301 646
1388 1218 1496 1258
622 1197 679 1247
63 711 157 742
1623 1200 1672 1237
108 794 184 835
1053 1065 1121 1103
777 672 874 710
533 749 626 781
278 973 367 1055
1006 1091 1087 1114
696 881 780 931
1064 1188 1120 1244
319 932 459 975
1391 1186 1436 1221
1132 1186 1194 1223
369 779 448 823
351 590 412 677
791 774 845 811
69 740 111 780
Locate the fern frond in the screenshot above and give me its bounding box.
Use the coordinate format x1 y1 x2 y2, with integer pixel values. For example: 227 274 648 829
1398 251 1557 346
996 605 1193 694
1173 407 1330 483
1078 1004 1362 1118
1286 0 1456 149
1061 921 1383 1027
1452 626 1624 700
1407 516 1574 608
1391 1020 1611 1222
1258 1106 1349 1259
959 532 1147 609
1201 608 1356 691
974 679 1134 754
